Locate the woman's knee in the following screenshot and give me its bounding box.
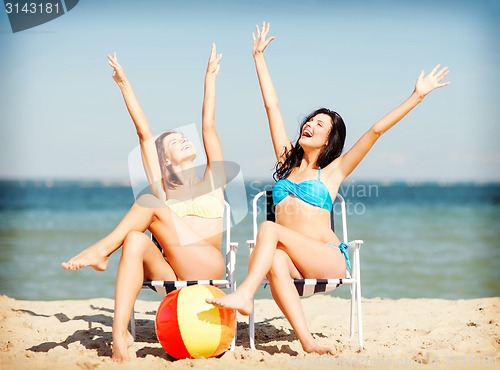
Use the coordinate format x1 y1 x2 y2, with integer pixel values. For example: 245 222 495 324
268 249 291 278
136 193 164 209
258 220 277 238
122 231 150 255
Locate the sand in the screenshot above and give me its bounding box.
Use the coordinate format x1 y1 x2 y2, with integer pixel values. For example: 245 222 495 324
1 294 499 369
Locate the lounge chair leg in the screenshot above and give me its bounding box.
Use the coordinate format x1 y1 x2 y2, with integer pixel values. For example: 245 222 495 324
350 282 356 339
356 279 363 348
130 310 136 340
249 309 256 350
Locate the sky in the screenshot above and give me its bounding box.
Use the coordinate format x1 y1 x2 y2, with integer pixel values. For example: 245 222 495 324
0 0 499 182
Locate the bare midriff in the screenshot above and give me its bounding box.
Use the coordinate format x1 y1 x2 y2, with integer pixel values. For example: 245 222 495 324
183 216 224 249
275 195 340 245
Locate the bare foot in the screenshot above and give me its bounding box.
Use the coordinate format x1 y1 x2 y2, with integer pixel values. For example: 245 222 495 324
302 339 336 355
61 246 109 271
206 291 254 316
111 330 134 363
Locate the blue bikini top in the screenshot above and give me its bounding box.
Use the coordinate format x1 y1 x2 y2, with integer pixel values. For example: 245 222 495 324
272 168 333 212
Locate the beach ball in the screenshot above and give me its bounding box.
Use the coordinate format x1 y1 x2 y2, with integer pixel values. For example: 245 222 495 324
155 285 236 359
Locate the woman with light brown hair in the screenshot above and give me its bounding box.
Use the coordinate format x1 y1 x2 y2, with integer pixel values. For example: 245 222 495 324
62 44 227 362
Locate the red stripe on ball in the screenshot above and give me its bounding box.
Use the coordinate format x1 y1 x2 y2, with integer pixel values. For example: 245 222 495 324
155 289 191 359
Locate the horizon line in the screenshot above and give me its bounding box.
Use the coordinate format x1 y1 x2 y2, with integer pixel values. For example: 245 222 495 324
0 177 499 186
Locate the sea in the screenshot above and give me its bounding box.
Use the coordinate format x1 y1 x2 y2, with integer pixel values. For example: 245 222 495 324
0 179 499 302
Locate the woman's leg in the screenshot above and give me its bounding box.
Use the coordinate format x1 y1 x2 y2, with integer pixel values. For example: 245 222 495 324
207 220 345 315
111 230 176 363
267 250 335 355
61 194 224 277
110 217 224 362
108 211 224 362
61 195 164 271
62 195 225 362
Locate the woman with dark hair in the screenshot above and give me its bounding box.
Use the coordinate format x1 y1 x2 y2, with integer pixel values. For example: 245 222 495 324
208 23 450 355
62 44 226 362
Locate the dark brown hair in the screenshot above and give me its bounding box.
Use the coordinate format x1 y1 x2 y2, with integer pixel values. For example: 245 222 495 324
274 108 346 181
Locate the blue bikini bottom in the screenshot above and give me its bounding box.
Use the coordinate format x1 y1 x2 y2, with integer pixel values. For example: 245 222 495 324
263 241 351 290
327 242 351 270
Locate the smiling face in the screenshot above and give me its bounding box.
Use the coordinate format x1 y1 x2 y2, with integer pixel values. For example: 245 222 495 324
273 108 346 180
162 133 197 166
298 113 334 150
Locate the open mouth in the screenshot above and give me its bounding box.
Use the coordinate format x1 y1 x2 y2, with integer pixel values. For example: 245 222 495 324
181 144 191 151
302 128 313 138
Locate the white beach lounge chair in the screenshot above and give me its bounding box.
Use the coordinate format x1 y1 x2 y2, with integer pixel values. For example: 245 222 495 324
246 191 363 349
130 201 238 350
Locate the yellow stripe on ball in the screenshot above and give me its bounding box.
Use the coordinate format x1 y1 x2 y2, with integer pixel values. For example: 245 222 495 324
177 285 224 358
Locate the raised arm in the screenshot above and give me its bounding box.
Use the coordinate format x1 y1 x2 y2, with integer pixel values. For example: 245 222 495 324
334 64 450 179
107 52 153 141
253 22 291 162
202 44 224 166
107 53 164 199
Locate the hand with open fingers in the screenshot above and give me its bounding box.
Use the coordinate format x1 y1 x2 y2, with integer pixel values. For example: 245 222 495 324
252 21 275 57
107 52 127 85
206 43 222 76
414 64 450 99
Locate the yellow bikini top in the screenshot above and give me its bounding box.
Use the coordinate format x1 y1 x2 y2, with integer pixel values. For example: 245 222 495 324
166 193 224 219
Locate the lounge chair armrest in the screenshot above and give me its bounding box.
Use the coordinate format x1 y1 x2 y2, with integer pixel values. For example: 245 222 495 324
246 240 255 253
348 240 363 250
229 242 238 253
